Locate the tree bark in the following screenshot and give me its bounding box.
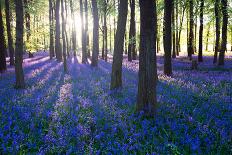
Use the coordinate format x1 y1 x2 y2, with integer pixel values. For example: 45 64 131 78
103 0 108 61
80 0 87 63
213 0 220 64
5 0 15 65
0 2 7 72
163 0 172 76
49 0 55 59
15 0 25 88
110 0 128 89
128 0 136 61
188 0 194 60
205 24 210 51
85 0 90 58
136 0 157 116
218 0 228 66
24 0 33 58
55 0 62 61
172 1 176 58
198 0 204 62
175 0 179 56
91 0 99 67
70 0 77 56
61 0 67 72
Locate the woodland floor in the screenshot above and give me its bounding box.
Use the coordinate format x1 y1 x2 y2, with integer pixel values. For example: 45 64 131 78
0 52 232 154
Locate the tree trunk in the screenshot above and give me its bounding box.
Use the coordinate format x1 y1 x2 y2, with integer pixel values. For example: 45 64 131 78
178 5 186 53
5 0 15 65
24 0 33 58
80 0 87 63
70 0 77 56
175 0 179 56
55 0 62 61
91 0 99 67
110 0 128 89
172 2 176 58
0 2 7 72
137 0 157 116
49 0 55 59
15 0 25 88
85 0 90 58
61 0 67 72
163 0 172 76
64 0 69 57
198 0 204 62
103 0 108 61
218 0 228 66
213 0 220 64
128 0 136 61
188 0 194 60
205 24 210 51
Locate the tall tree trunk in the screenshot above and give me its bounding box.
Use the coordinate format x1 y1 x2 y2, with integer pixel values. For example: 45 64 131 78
24 0 33 58
49 0 55 59
91 0 99 67
178 5 186 53
85 0 90 58
198 0 204 62
124 31 127 54
55 0 62 61
213 0 220 64
137 0 157 116
61 0 67 72
172 2 176 58
103 0 108 61
110 0 128 89
218 0 228 66
188 0 194 60
101 16 105 59
205 24 210 51
80 0 87 63
163 0 172 76
15 0 25 88
128 0 136 61
64 0 69 57
231 27 232 52
70 0 77 56
0 2 7 72
175 0 179 56
5 0 15 65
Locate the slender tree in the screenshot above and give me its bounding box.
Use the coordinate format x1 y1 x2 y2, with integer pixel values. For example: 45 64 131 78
61 0 67 72
15 0 25 88
188 0 194 60
49 0 55 59
0 2 7 72
5 0 14 66
80 0 87 63
70 0 77 56
85 0 90 57
137 0 157 116
163 0 172 76
175 0 179 56
55 0 62 61
128 0 136 61
213 0 220 64
198 0 204 62
218 0 228 66
110 0 128 89
205 24 210 51
172 1 176 58
91 0 99 67
103 0 108 61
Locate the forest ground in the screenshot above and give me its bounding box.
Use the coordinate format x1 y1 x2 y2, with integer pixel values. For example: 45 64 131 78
0 52 232 154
